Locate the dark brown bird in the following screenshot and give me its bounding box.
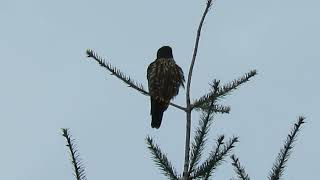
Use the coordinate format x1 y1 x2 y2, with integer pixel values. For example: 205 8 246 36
147 46 185 128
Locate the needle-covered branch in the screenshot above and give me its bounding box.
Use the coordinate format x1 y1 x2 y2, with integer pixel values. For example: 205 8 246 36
62 129 87 180
188 81 220 176
146 136 180 180
86 49 186 111
192 136 238 179
86 49 148 95
194 103 231 114
268 116 306 180
192 70 257 110
230 154 250 180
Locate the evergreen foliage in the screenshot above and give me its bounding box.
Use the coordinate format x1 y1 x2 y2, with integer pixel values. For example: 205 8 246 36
62 129 86 180
230 155 250 180
268 117 305 180
146 136 180 180
62 0 306 179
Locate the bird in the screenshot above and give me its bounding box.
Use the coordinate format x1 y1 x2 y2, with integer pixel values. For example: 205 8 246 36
147 46 185 129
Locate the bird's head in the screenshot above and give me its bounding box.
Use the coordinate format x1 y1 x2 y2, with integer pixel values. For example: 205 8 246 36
157 46 173 59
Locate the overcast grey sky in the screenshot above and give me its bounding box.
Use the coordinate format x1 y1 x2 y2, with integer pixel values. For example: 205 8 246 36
0 0 319 179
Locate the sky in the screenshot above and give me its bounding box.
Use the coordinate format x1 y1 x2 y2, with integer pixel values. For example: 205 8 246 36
0 0 319 179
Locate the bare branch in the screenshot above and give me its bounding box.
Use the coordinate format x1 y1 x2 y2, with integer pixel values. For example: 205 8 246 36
186 0 214 100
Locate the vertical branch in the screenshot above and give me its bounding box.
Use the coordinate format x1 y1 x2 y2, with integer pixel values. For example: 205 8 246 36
183 112 192 178
183 0 214 179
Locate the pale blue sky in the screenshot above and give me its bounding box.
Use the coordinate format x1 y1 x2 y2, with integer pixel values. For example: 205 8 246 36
0 0 319 179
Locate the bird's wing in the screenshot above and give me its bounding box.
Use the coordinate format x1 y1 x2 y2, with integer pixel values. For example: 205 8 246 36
176 64 185 88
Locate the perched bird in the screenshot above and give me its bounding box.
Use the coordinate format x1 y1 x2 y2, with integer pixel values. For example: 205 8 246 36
147 46 185 129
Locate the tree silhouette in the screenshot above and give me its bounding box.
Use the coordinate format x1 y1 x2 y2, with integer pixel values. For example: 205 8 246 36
62 0 306 179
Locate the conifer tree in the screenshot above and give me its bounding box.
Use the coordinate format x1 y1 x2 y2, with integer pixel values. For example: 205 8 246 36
62 0 306 179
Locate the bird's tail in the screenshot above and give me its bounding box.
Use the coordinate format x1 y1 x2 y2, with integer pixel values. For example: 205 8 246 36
150 98 168 129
